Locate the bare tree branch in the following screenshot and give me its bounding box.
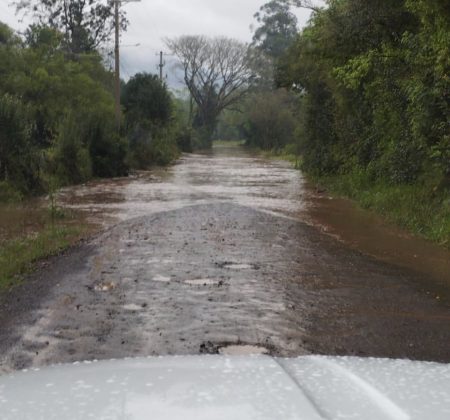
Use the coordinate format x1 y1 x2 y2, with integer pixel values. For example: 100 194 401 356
166 35 254 135
287 0 324 13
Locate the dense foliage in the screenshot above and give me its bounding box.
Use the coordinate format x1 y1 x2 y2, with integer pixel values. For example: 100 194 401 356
122 73 180 168
278 0 449 188
0 20 179 201
233 0 301 151
271 0 449 243
252 0 299 60
241 89 297 150
0 23 123 197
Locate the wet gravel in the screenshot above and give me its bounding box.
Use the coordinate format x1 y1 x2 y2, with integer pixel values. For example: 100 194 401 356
1 149 450 373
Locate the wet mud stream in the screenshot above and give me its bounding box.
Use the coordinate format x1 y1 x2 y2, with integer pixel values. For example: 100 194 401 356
1 145 449 371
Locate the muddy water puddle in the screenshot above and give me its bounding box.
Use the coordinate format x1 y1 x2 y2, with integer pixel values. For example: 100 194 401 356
305 191 450 292
54 145 450 292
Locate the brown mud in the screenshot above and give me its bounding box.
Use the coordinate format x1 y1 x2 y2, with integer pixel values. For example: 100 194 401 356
1 145 449 372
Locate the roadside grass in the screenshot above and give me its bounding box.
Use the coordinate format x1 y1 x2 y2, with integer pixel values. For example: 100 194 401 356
0 223 86 290
254 145 303 168
317 173 450 248
261 150 301 167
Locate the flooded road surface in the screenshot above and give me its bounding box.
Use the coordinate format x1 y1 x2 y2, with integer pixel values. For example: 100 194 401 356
1 145 450 372
57 148 307 225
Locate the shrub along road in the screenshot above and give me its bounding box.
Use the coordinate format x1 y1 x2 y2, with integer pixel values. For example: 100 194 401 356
1 147 449 372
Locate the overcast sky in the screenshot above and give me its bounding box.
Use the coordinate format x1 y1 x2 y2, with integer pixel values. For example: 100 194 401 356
1 0 313 86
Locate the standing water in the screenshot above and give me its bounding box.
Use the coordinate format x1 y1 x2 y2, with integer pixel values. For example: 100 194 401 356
55 144 450 291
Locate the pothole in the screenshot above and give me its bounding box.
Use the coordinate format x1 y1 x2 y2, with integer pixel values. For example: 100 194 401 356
94 282 116 292
219 345 269 356
218 262 260 270
123 304 143 311
227 264 253 270
152 275 171 283
185 279 224 286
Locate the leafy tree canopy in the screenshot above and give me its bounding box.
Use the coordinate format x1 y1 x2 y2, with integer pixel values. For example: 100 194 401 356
14 0 127 53
122 73 173 129
252 0 299 60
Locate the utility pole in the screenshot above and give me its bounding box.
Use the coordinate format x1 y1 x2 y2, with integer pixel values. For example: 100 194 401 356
114 0 140 131
159 51 164 82
156 51 174 82
114 0 121 130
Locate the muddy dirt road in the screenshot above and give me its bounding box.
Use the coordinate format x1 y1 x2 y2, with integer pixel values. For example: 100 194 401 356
1 146 450 372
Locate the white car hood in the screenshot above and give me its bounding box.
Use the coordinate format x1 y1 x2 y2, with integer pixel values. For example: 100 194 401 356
1 356 450 420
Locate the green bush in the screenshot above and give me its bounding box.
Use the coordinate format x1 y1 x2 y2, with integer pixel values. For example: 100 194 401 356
127 128 180 169
86 113 128 178
0 181 23 202
242 89 297 151
49 113 92 185
149 132 180 166
273 0 449 244
0 94 38 195
122 72 180 168
191 126 214 150
175 126 193 153
278 0 449 185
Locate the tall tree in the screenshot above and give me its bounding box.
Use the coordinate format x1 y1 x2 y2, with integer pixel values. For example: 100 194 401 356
252 0 299 60
166 35 254 147
14 0 126 53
